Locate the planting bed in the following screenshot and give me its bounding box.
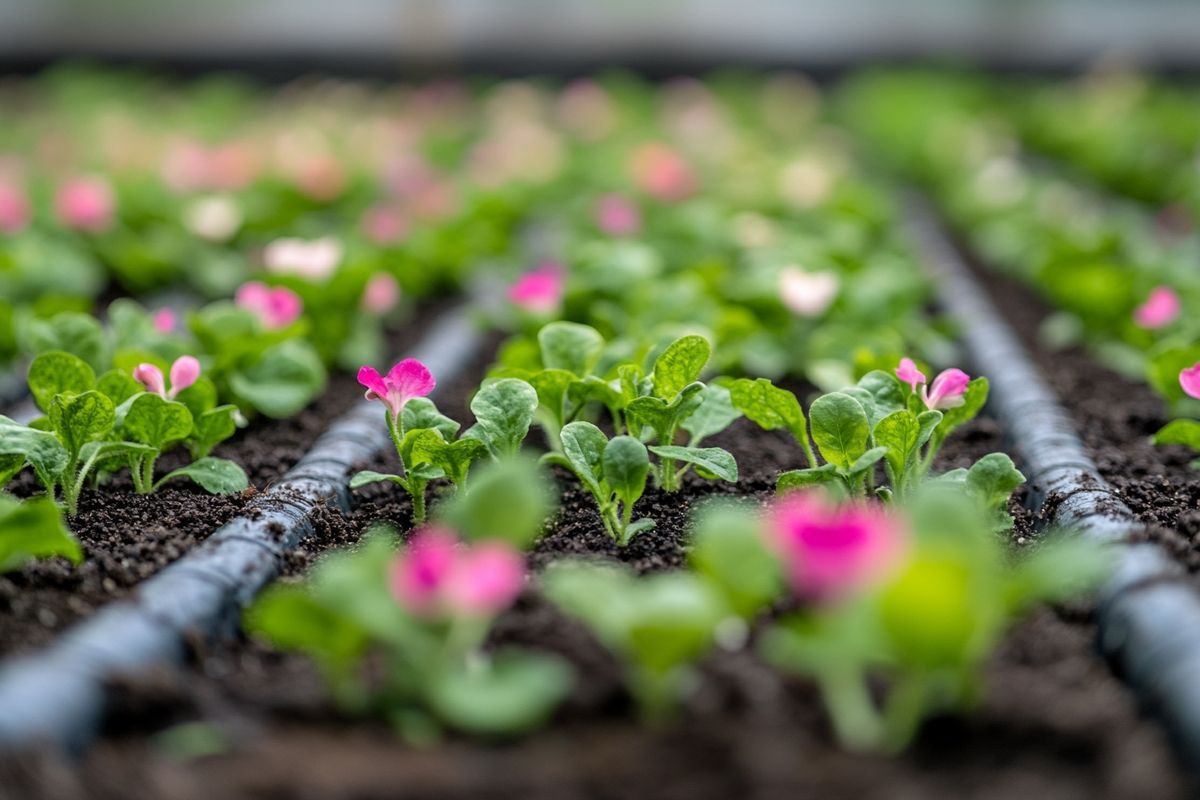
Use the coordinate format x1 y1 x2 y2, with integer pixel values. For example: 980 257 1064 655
1 68 1199 799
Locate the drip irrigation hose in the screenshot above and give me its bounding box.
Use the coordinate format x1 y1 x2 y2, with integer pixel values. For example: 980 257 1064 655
0 302 484 753
906 193 1200 773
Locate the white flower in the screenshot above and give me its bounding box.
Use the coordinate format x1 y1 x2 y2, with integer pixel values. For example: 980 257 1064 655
262 236 343 282
184 195 242 242
779 266 839 318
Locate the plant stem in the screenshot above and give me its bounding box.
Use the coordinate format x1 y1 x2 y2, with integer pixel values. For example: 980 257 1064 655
820 670 885 752
410 481 427 524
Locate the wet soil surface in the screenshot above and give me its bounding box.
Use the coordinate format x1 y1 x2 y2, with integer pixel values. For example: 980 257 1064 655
2 365 1185 799
0 300 454 657
966 256 1200 571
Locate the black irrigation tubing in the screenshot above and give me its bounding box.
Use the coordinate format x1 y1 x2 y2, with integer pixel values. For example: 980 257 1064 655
905 192 1200 774
0 301 485 754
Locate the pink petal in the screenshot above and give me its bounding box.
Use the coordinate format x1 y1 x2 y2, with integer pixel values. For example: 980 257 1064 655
1181 362 1200 400
357 366 390 405
443 542 525 616
132 363 167 398
168 356 201 399
595 194 641 236
630 143 697 202
765 491 906 602
265 287 303 329
55 176 114 233
390 527 460 617
895 358 927 393
1134 286 1181 329
152 308 177 334
385 358 436 409
507 265 564 314
361 273 400 315
924 368 970 410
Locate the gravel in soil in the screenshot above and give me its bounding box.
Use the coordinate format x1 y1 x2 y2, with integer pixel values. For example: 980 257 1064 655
0 299 454 657
5 368 1186 799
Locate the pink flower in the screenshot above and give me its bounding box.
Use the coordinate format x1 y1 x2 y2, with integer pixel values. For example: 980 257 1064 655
895 358 926 393
132 356 201 400
152 308 177 333
895 357 970 411
390 527 524 618
262 237 342 282
358 358 435 419
361 205 408 245
1181 362 1200 400
778 267 839 318
1134 286 1181 329
235 281 303 330
55 176 115 232
0 180 30 233
595 194 641 236
630 143 697 202
765 491 906 602
507 263 564 314
361 273 400 315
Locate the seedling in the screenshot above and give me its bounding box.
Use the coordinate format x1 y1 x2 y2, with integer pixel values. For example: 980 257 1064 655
0 494 81 573
1153 361 1200 466
0 351 247 514
250 460 569 741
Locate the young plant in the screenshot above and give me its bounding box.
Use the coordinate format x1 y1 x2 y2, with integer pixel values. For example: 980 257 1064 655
541 559 728 720
1152 362 1200 467
351 360 537 522
725 358 993 504
542 422 655 545
249 460 569 742
0 351 247 514
758 486 1109 754
0 494 81 573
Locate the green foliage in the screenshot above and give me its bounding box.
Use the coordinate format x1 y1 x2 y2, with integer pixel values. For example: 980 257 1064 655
0 494 82 572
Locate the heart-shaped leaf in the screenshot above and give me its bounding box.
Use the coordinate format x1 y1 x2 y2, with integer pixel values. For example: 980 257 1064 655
652 335 711 400
28 351 95 413
464 378 538 460
155 457 249 494
809 392 870 470
121 393 193 450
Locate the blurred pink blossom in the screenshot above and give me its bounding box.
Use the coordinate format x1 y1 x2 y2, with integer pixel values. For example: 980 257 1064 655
235 281 303 330
1181 362 1200 400
361 273 401 315
630 142 697 202
1134 286 1181 329
0 180 30 233
55 176 115 232
390 527 524 618
595 194 642 236
507 263 564 314
152 308 177 333
133 356 201 400
361 205 408 245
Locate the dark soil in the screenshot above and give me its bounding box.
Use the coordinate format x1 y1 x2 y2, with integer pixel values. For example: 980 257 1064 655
0 300 452 657
2 364 1184 799
967 255 1200 571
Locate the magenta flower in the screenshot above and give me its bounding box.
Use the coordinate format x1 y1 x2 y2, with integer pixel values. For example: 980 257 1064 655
390 527 524 619
507 263 565 314
55 176 115 232
358 358 435 419
0 180 30 233
235 281 303 330
1181 362 1200 400
765 491 906 602
595 194 642 236
1134 286 1181 329
132 356 201 400
152 308 177 334
361 204 408 245
895 357 970 411
895 358 926 393
361 273 400 315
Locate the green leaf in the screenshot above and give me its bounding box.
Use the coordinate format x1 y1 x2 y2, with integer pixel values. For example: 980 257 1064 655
809 392 870 470
652 335 711 400
121 393 192 450
527 369 576 428
855 370 907 426
246 583 370 677
401 398 460 441
648 445 738 483
1154 419 1200 451
874 410 919 479
28 350 95 413
427 650 573 737
49 390 116 460
680 384 741 445
421 435 488 487
0 494 82 573
96 369 144 406
1148 345 1200 405
464 379 538 460
0 416 68 490
174 377 219 419
350 470 404 488
559 421 608 497
440 459 553 549
191 405 241 458
538 321 604 376
722 377 807 442
155 457 248 494
20 312 107 371
777 464 840 492
845 446 887 476
937 377 989 436
965 453 1025 527
689 501 781 619
603 436 650 511
229 340 327 418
